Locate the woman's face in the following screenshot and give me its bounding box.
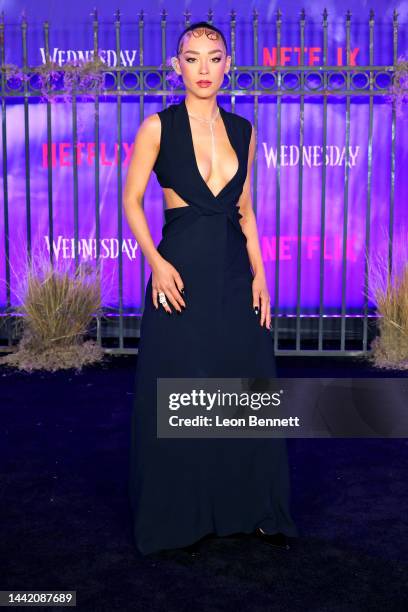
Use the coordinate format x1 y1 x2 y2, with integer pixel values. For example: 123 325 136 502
174 29 231 97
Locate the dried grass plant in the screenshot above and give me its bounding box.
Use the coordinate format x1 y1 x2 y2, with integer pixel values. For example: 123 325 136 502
0 248 106 372
364 228 408 370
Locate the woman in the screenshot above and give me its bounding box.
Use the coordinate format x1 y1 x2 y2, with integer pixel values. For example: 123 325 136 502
124 21 298 557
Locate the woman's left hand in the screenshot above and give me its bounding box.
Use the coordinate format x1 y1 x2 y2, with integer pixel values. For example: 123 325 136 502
252 273 271 329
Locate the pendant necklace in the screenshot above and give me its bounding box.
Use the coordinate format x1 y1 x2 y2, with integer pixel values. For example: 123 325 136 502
187 106 220 170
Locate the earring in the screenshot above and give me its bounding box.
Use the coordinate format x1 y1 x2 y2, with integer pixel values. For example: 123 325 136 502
171 56 178 71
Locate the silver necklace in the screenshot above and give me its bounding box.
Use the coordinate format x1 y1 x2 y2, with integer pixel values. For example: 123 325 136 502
187 107 220 124
187 107 220 170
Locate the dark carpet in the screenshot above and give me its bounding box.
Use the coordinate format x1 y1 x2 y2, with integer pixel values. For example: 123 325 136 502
1 355 407 611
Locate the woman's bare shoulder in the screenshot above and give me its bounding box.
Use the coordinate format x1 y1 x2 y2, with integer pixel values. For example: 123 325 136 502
138 112 161 139
134 105 176 146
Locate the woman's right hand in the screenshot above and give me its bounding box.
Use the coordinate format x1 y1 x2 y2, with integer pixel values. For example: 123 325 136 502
151 256 186 313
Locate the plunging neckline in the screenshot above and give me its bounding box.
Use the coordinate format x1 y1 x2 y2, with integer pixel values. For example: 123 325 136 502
182 99 240 200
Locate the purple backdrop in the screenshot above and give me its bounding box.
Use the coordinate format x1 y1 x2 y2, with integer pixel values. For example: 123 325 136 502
1 1 407 313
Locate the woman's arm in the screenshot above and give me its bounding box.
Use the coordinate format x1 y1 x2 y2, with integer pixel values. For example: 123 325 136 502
123 115 186 313
123 114 164 270
237 125 271 329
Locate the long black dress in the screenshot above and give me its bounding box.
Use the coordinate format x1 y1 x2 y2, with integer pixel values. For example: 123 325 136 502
128 98 298 555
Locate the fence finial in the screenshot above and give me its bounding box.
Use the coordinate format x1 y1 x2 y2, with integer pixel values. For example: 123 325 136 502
183 9 190 26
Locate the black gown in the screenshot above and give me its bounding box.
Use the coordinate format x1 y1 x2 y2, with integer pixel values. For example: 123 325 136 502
128 98 298 555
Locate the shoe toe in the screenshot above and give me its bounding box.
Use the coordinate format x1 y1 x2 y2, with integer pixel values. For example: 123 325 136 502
179 541 201 556
254 528 290 550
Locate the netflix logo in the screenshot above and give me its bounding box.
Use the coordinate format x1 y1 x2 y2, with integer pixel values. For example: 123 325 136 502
262 47 360 66
261 235 359 262
42 142 134 168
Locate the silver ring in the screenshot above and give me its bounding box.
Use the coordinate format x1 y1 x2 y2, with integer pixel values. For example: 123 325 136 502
158 292 167 305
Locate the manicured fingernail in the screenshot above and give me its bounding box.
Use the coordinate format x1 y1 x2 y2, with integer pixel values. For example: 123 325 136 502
254 307 259 315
